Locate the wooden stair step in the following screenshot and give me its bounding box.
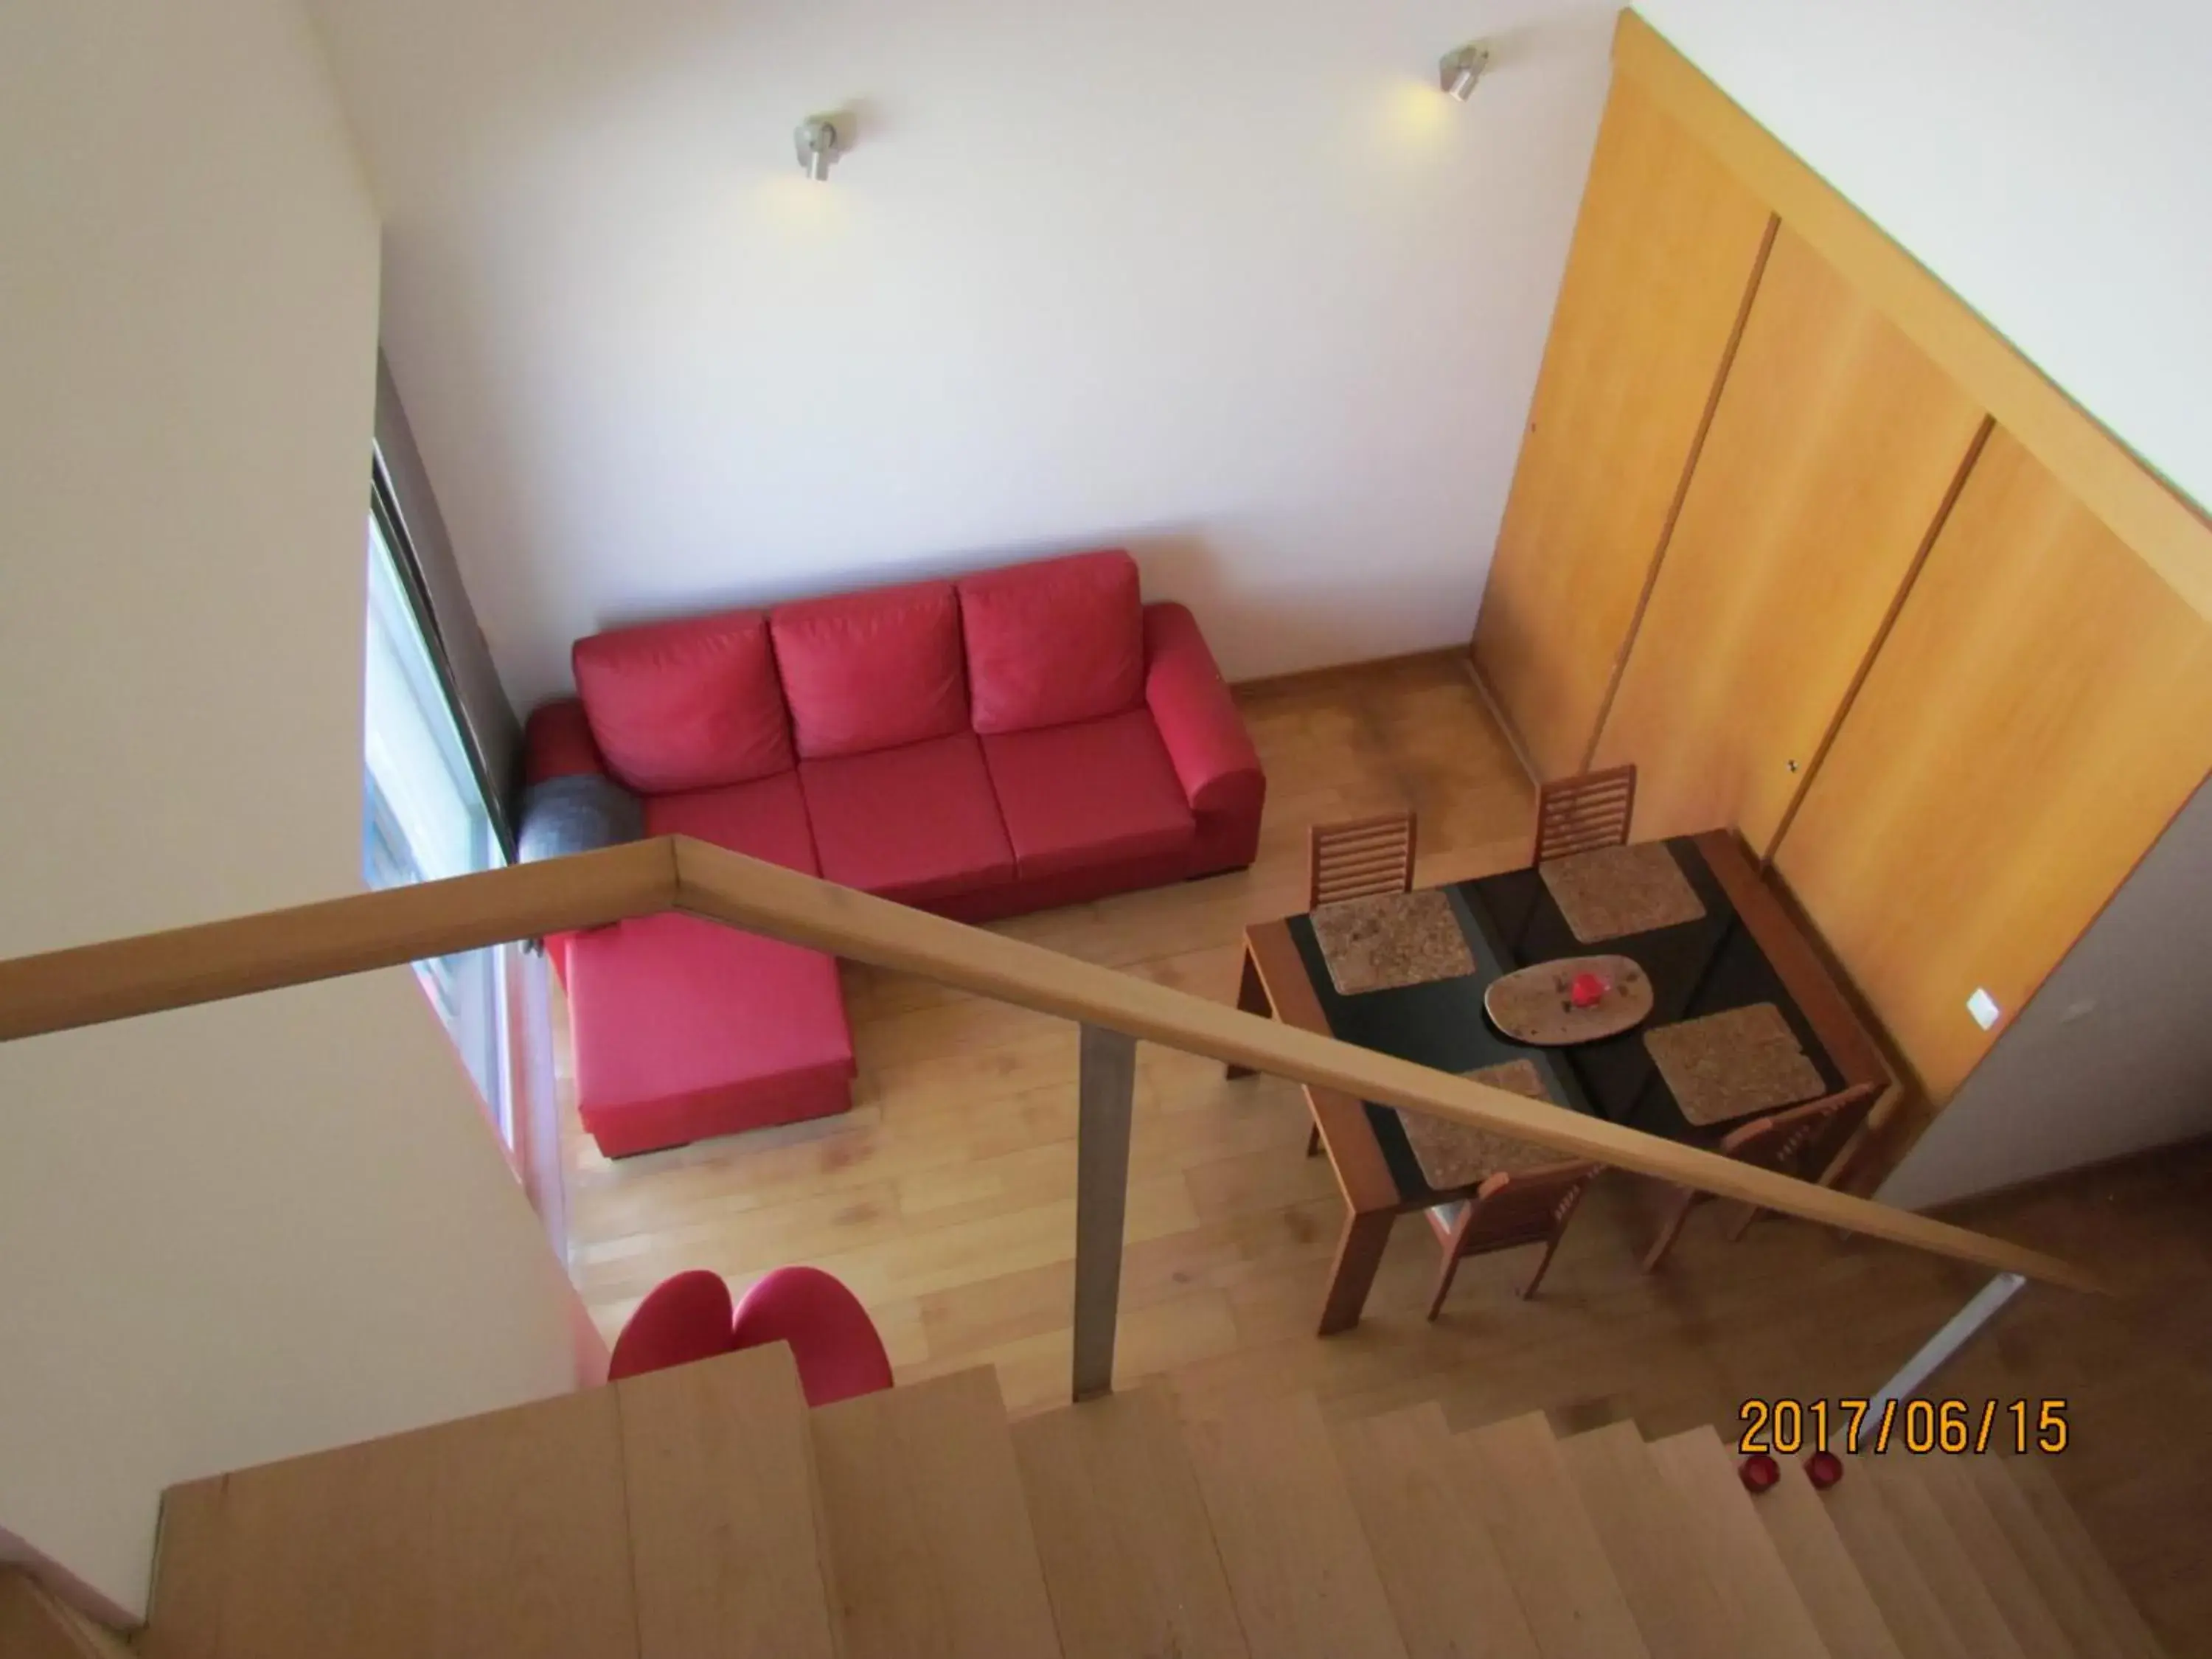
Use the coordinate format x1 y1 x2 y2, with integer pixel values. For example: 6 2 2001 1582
1908 1453 2081 1659
1556 1422 1744 1659
1333 1401 1543 1659
810 1366 1061 1659
1815 1450 1972 1659
1854 1454 2028 1658
1455 1412 1651 1659
1743 1455 1905 1659
1183 1391 1411 1659
1642 1426 1835 1659
616 1342 838 1659
147 1384 644 1658
1987 1458 2168 1659
1011 1384 1251 1659
1956 1456 2130 1659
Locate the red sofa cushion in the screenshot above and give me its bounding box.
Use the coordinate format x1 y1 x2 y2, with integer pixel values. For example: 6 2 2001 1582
799 732 1015 905
569 914 852 1125
959 550 1145 735
574 608 793 793
607 1271 735 1380
771 580 967 759
645 771 818 872
981 711 1197 880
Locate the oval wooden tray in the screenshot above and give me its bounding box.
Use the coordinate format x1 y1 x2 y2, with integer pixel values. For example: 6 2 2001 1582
1483 955 1653 1045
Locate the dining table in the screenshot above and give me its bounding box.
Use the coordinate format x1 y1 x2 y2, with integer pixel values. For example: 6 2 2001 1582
1231 829 1892 1333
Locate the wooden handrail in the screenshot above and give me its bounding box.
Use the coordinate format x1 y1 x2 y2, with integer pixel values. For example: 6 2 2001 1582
0 835 2101 1293
0 841 678 1042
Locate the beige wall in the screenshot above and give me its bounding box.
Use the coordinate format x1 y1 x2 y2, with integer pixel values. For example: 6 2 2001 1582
310 0 1621 711
0 0 594 1617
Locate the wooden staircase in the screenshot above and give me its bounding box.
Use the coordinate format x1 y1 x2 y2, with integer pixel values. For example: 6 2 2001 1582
137 1346 2166 1658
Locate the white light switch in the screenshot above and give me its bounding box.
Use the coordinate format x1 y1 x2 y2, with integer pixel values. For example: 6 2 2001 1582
1966 987 2002 1031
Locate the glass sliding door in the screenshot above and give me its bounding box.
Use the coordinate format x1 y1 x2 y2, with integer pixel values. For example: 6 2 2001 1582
361 462 512 1140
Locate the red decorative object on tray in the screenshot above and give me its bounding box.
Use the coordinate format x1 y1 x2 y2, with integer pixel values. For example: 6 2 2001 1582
1805 1449 1845 1490
1739 1453 1781 1495
1569 970 1610 1009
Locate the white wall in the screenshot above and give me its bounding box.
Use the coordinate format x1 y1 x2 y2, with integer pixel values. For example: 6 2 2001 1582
1879 778 2212 1210
0 0 594 1617
1638 0 2211 520
309 0 1620 711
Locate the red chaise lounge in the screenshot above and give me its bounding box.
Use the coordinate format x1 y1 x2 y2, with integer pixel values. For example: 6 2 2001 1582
525 549 1265 1157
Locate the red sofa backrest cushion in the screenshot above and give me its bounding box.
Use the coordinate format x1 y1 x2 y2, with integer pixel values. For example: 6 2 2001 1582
959 549 1145 734
574 608 793 793
771 579 968 759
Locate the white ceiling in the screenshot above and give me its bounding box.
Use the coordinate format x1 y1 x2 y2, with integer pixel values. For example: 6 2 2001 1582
308 0 1617 711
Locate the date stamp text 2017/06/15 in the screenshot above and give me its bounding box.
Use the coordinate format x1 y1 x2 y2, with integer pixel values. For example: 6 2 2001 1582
1736 1398 2069 1457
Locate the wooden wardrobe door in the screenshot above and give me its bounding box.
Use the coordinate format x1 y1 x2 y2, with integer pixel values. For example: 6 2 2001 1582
1772 428 2212 1103
1590 226 1986 852
1472 77 1773 779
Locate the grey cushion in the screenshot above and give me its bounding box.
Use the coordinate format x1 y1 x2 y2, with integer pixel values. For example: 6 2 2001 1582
518 773 645 863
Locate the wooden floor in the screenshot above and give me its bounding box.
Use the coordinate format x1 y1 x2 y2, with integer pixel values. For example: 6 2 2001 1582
558 653 2212 1652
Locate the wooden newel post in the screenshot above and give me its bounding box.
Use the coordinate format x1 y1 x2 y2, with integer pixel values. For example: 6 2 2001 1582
1071 1023 1138 1402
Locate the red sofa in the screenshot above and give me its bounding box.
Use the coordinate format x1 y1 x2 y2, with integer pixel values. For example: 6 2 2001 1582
524 549 1265 1157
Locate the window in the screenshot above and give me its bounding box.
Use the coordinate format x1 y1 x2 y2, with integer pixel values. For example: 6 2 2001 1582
362 463 512 1139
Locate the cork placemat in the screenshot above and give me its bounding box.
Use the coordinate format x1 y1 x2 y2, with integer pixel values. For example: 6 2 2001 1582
1644 1002 1826 1127
1396 1060 1576 1191
1484 955 1653 1045
1310 889 1475 996
1540 842 1706 945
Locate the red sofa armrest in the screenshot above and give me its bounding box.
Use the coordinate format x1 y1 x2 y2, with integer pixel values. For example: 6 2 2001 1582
1144 603 1265 872
524 698 610 784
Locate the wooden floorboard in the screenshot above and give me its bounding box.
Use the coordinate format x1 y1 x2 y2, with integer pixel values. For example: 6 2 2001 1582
557 653 2212 1654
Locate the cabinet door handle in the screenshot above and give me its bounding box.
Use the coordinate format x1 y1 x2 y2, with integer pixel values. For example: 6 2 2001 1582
1786 759 1801 773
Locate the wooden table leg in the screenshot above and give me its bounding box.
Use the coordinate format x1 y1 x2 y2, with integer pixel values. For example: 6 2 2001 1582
1227 941 1271 1079
1317 1206 1396 1335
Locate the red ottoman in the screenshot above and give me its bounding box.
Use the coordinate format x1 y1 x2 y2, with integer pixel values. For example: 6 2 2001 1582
568 914 853 1158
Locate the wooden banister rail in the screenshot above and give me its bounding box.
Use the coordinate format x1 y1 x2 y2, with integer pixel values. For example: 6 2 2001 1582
0 835 2101 1294
0 841 680 1040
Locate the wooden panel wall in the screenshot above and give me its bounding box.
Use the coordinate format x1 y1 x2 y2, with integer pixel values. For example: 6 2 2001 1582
1471 77 1773 780
1770 429 2212 1102
1590 226 1987 853
1470 12 2212 1164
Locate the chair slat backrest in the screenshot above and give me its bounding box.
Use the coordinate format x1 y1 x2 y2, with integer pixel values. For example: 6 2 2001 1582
1531 765 1637 865
1307 811 1418 909
1717 1082 1878 1177
1458 1160 1601 1248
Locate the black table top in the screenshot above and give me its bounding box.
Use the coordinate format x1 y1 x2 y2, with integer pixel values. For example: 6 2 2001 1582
1284 836 1847 1206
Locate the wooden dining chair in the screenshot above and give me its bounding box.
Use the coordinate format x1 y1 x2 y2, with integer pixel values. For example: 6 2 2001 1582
1307 810 1418 910
1531 764 1638 865
1425 1158 1602 1318
1639 1082 1878 1273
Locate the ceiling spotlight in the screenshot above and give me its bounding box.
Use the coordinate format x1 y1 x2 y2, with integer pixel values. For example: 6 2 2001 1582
1439 43 1492 102
795 116 844 181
